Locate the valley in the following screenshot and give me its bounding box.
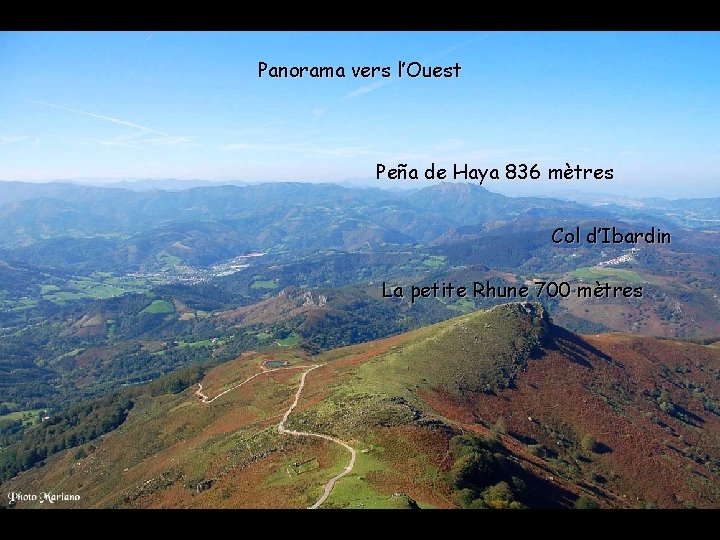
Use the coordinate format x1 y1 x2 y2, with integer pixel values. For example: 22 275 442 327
1 180 719 509
2 183 719 415
4 30 719 511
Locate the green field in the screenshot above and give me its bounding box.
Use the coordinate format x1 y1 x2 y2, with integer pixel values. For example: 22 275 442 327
28 273 154 307
86 285 126 298
323 446 396 508
176 338 222 349
43 290 85 302
40 284 60 294
7 298 39 312
185 339 213 348
141 299 175 314
0 409 45 426
422 255 446 268
276 333 301 346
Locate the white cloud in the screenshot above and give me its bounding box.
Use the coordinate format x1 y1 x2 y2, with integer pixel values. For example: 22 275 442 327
344 79 391 100
100 134 196 148
0 135 30 145
29 99 171 136
27 99 194 148
312 107 327 119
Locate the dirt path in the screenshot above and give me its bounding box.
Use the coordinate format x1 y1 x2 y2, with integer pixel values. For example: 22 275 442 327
195 366 281 404
277 365 357 509
195 363 356 509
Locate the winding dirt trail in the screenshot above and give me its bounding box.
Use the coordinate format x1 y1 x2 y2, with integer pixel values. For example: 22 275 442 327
277 365 357 509
195 363 356 509
195 364 280 404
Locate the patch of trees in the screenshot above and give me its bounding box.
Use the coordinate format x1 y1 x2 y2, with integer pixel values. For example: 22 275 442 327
270 287 455 353
580 434 599 453
448 433 528 509
657 302 682 323
0 393 134 482
0 419 25 448
0 357 213 483
650 387 704 426
154 283 234 312
294 300 402 351
146 364 206 396
658 335 720 346
435 229 548 271
0 335 57 408
574 495 599 509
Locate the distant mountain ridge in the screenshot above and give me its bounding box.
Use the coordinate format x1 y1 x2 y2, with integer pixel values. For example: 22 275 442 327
0 181 609 251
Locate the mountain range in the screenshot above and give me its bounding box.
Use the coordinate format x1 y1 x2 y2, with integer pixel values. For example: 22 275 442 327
1 180 719 509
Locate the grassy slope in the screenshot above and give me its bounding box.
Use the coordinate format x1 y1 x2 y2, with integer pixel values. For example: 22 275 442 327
140 299 175 314
4 303 720 508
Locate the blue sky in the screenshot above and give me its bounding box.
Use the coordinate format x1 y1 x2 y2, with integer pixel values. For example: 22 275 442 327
1 31 718 197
